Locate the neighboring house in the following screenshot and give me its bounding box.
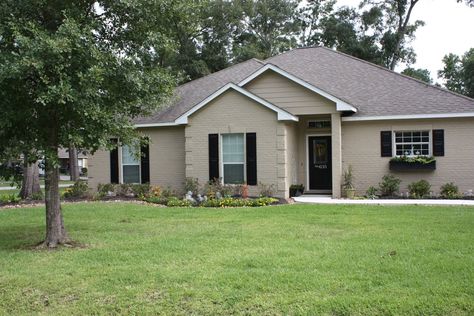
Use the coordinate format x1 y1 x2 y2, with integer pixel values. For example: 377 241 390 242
58 148 88 175
88 47 474 198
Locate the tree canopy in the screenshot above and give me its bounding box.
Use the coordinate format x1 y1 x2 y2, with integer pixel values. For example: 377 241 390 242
438 48 474 98
0 0 176 247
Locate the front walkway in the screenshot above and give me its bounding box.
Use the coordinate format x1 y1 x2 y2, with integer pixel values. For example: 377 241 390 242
294 195 474 206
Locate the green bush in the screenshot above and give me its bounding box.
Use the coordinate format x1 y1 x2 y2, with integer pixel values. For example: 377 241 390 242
379 175 401 197
97 183 115 197
184 177 200 196
63 181 90 199
31 191 44 201
143 195 169 205
390 156 436 164
166 197 193 207
0 194 21 204
200 197 278 208
440 182 461 199
130 184 150 197
365 186 378 199
408 180 431 199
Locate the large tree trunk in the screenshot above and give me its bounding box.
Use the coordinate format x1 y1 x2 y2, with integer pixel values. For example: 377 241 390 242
69 146 80 181
43 156 69 248
19 154 41 199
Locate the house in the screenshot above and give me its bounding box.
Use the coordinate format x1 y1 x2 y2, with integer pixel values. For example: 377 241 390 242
88 47 474 198
58 148 88 176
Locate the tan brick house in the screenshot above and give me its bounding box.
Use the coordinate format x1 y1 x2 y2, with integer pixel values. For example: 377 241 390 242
88 47 474 198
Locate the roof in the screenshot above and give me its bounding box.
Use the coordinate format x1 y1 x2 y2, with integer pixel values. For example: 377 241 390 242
134 47 474 125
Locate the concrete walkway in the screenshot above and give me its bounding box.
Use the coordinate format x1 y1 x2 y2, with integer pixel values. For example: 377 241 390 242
294 195 474 206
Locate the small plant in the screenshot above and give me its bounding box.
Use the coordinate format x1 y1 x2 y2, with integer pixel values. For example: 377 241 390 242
149 185 162 197
166 197 193 207
440 182 460 199
31 191 44 201
343 165 356 199
0 194 21 204
289 184 304 197
204 178 232 198
184 177 200 196
130 184 150 197
408 180 431 199
97 183 116 197
200 197 278 208
365 186 378 199
63 181 90 199
258 182 275 197
379 174 401 197
390 156 436 164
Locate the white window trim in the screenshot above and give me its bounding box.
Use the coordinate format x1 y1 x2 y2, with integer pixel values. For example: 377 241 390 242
220 133 247 185
392 130 432 157
119 145 142 184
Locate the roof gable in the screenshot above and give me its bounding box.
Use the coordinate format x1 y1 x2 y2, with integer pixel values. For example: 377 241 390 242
174 83 298 124
239 64 357 113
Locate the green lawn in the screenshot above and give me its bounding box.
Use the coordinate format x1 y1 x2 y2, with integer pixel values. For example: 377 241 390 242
0 203 473 315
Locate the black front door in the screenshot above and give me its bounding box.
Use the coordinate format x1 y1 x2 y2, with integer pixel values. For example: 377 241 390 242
308 136 332 191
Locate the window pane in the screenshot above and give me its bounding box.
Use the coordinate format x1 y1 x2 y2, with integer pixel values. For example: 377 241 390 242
223 164 244 184
122 145 140 164
123 165 140 183
222 134 244 163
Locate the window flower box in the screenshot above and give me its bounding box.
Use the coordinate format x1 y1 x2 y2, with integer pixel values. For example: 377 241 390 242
389 156 436 171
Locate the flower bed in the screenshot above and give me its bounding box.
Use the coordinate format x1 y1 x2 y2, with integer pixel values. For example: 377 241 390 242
389 156 436 171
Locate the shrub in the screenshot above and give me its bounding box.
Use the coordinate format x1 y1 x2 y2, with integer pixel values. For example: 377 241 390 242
440 182 460 199
166 197 193 207
408 180 431 199
200 197 278 208
143 195 169 205
130 184 150 197
366 186 378 199
343 165 354 190
204 179 233 198
184 177 200 196
63 181 90 199
97 183 115 197
379 175 401 197
31 191 44 201
258 182 275 197
0 194 21 204
116 184 133 197
149 185 162 197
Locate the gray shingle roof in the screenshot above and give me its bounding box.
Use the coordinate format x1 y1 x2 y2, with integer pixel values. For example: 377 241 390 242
134 47 474 124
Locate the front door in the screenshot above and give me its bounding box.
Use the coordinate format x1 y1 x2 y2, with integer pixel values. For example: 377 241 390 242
308 136 332 191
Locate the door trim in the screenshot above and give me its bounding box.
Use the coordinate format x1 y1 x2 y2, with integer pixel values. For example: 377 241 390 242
306 134 332 193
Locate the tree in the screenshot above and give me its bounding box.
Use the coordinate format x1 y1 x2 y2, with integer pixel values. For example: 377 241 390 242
232 0 301 62
401 67 432 83
69 147 80 181
19 157 42 199
0 0 175 248
438 48 474 98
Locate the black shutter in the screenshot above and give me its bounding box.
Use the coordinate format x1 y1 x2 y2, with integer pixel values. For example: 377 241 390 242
381 131 392 157
110 138 119 184
433 129 445 156
246 133 257 185
140 140 150 184
209 134 219 181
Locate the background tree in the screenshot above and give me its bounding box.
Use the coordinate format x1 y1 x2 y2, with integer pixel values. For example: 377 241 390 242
0 0 175 248
401 67 432 83
438 48 474 98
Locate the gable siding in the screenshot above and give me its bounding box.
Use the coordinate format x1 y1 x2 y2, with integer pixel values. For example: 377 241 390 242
244 71 337 115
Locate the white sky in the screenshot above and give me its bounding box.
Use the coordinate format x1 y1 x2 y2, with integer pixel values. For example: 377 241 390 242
336 0 474 82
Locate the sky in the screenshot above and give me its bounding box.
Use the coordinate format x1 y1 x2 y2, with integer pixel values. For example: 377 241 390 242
336 0 474 83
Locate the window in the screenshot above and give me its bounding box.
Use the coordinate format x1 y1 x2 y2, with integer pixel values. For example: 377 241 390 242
222 133 245 184
308 120 331 129
394 131 430 156
121 144 141 183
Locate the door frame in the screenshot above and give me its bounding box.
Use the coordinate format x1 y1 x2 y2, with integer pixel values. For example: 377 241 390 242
306 134 332 193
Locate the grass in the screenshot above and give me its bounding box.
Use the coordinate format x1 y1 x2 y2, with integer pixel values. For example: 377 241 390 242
0 187 70 197
0 203 473 315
